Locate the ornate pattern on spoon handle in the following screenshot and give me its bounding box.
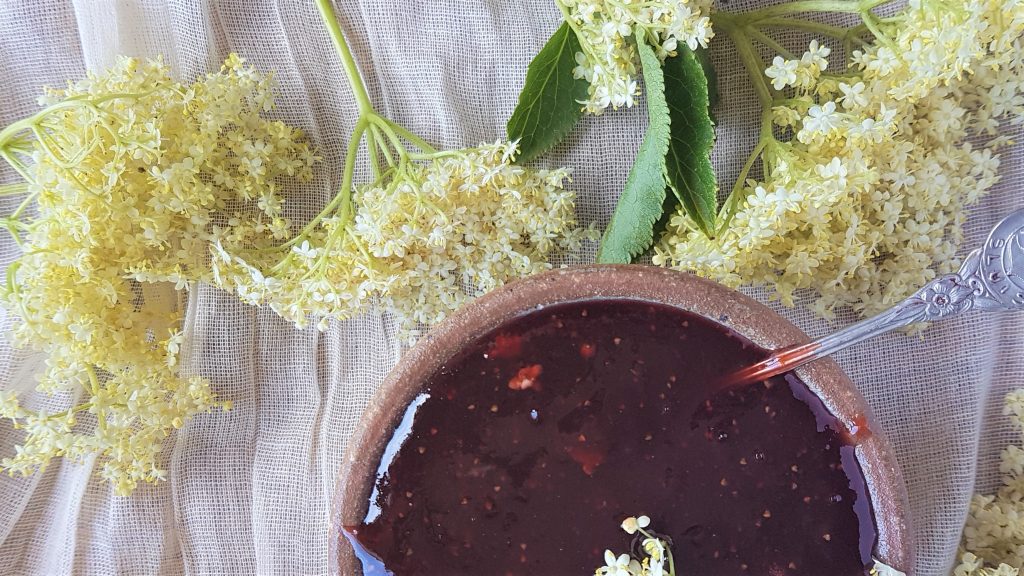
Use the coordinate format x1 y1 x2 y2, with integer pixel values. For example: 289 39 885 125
725 208 1024 387
891 207 1024 324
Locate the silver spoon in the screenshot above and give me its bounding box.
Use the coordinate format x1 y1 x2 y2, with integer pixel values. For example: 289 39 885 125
725 208 1024 387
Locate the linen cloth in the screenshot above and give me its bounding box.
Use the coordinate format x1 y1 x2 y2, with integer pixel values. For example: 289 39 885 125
0 0 1022 574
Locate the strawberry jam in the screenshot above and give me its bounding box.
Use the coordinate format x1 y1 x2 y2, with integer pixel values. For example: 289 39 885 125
346 300 877 575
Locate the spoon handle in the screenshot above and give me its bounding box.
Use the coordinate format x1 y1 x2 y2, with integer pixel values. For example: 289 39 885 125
727 208 1024 386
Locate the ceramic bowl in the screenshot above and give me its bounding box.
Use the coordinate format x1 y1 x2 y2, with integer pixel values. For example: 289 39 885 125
332 265 913 574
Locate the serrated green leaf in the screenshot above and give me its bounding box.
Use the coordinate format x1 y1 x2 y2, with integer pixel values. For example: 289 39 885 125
663 46 718 238
507 22 589 164
597 35 671 264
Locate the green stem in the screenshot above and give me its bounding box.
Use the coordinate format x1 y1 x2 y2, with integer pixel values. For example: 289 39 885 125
745 27 796 60
0 101 79 146
0 148 34 184
85 365 106 432
717 138 769 232
409 150 462 161
0 182 29 197
731 0 892 22
346 227 376 279
366 125 381 178
371 117 410 162
315 0 376 116
721 23 773 107
752 16 854 39
9 190 41 220
277 117 368 254
860 10 894 48
370 126 396 167
382 117 437 154
43 401 95 422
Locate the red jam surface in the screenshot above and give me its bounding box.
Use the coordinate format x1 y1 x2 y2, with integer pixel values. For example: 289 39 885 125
346 300 877 575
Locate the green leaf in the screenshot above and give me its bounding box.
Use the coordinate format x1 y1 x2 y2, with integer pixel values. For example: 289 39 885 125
694 47 719 113
663 46 718 237
507 22 590 164
596 34 671 264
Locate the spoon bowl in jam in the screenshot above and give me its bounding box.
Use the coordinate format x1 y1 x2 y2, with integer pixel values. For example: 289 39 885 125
332 265 913 575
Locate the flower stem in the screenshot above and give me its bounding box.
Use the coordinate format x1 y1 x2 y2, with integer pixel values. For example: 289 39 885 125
745 27 796 60
717 21 773 108
717 138 769 233
0 183 28 197
370 126 396 167
731 0 893 23
751 16 854 39
382 117 438 154
277 117 368 255
314 0 376 116
859 10 894 48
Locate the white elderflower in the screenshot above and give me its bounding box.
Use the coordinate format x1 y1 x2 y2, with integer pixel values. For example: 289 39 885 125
0 54 313 494
211 141 591 339
955 390 1024 575
656 0 1024 318
766 56 799 90
559 0 714 114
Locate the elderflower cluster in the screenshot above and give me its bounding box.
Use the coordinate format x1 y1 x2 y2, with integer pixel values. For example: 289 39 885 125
953 390 1024 576
0 55 316 494
596 515 674 576
559 0 714 114
209 141 590 338
655 0 1024 318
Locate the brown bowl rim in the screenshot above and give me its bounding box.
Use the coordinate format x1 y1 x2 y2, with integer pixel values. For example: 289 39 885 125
331 265 914 574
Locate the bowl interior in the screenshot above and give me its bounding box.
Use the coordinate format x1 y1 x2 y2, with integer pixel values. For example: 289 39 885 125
332 265 913 574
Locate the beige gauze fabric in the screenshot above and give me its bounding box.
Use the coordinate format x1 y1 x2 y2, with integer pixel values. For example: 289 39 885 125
0 0 1023 574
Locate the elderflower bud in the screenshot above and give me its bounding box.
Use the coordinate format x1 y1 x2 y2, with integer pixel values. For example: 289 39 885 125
620 515 650 534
